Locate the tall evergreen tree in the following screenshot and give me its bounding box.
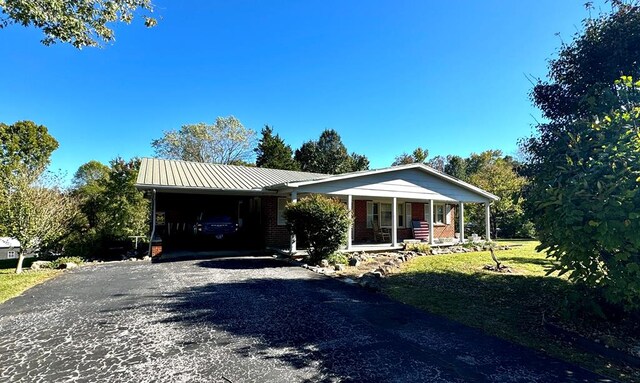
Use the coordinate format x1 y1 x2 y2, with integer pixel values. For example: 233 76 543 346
254 125 299 170
294 129 369 174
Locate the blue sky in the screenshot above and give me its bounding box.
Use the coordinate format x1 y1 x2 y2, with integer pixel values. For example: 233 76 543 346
0 1 606 177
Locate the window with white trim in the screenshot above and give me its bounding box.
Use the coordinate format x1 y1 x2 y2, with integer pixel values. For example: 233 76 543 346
405 203 412 227
435 204 445 224
277 198 288 226
397 203 406 228
380 203 392 227
7 251 16 259
366 201 378 228
367 202 407 228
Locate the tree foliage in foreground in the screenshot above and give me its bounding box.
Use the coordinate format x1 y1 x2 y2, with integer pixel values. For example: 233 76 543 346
0 0 156 48
284 194 351 264
524 2 640 313
152 116 257 165
530 77 640 312
531 1 640 123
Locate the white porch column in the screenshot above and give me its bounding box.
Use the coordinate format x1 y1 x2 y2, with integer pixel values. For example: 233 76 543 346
459 202 465 244
485 202 491 241
347 195 353 250
290 191 297 254
392 197 398 247
429 200 435 245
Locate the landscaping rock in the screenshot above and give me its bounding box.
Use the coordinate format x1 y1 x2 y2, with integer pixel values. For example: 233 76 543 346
335 263 345 271
358 272 382 290
348 258 360 267
320 259 329 268
58 262 78 270
30 261 52 270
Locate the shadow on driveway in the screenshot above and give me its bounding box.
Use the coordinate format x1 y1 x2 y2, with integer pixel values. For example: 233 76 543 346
158 257 609 383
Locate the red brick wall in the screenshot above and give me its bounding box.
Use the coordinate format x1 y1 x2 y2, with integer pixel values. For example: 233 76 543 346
354 200 371 242
353 200 429 242
151 245 163 257
264 197 457 247
262 196 290 247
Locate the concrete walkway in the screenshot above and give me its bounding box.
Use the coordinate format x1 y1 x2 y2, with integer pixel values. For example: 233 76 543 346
0 257 611 383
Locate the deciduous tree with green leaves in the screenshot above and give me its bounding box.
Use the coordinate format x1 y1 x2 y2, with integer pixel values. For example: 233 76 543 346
152 116 257 165
65 158 148 259
0 120 58 177
466 151 528 239
530 76 640 312
523 2 640 313
0 0 156 48
0 170 79 273
0 120 59 235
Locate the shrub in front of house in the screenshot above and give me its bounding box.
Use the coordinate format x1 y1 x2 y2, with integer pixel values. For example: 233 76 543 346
284 194 352 265
404 242 431 253
48 256 85 269
327 252 349 266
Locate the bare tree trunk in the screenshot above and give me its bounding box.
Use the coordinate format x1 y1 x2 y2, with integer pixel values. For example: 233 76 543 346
490 248 501 269
15 251 26 274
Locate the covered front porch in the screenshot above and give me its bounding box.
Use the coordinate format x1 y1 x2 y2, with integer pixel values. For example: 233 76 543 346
285 192 493 254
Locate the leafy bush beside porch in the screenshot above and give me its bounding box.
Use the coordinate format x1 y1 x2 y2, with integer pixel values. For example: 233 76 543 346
284 194 351 264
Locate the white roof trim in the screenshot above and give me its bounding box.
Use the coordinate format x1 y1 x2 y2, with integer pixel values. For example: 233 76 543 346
269 163 499 201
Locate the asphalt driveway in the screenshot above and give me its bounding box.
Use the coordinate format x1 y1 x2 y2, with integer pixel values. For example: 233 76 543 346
0 257 609 383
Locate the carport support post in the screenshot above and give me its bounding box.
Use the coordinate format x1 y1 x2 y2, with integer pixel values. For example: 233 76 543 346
485 202 491 241
392 197 398 247
347 194 353 250
429 200 435 245
458 202 465 244
148 189 157 257
290 191 297 254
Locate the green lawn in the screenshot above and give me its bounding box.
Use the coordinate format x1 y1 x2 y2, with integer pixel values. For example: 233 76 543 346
382 240 638 382
0 258 60 304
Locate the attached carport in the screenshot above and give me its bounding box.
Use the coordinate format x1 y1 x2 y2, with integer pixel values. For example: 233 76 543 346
135 158 326 257
153 192 263 252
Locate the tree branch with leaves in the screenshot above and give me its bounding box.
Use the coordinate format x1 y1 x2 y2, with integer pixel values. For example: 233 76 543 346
0 0 156 48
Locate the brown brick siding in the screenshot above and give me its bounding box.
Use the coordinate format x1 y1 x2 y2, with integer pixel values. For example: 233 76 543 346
262 196 290 247
354 200 371 242
352 200 456 242
151 245 163 257
262 196 457 247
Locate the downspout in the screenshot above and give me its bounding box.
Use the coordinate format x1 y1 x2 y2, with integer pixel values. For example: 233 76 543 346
148 189 157 256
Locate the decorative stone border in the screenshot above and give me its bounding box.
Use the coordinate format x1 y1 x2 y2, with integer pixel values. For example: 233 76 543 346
279 244 515 291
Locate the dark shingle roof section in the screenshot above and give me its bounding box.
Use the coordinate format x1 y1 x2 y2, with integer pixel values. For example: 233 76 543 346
136 158 327 191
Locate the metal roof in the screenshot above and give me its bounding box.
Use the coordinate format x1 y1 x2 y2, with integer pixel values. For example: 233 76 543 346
136 158 328 191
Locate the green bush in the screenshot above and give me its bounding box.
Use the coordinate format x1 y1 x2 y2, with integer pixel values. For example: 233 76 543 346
327 252 349 266
404 242 431 253
284 194 351 265
48 256 84 269
529 76 640 313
